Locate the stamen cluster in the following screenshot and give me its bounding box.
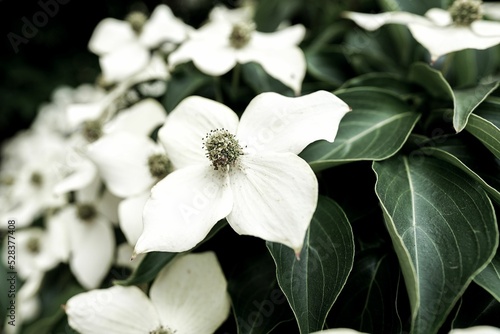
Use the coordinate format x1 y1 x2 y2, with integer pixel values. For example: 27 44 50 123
229 22 255 48
449 0 483 25
148 154 172 179
203 128 243 170
77 203 97 221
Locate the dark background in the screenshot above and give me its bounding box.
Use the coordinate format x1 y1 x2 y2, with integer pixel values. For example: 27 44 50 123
0 0 229 148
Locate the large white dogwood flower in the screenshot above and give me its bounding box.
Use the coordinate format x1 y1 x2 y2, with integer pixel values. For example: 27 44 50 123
343 0 500 62
65 252 230 334
168 5 306 94
134 91 350 256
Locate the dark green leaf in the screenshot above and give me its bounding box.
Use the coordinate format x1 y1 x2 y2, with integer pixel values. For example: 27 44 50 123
267 196 355 333
373 155 498 334
327 249 411 333
300 87 420 171
416 136 500 204
162 68 211 112
466 100 500 159
475 249 500 303
229 251 295 334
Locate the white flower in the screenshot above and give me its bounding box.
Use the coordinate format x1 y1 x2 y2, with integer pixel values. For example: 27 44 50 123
449 326 500 333
134 91 350 256
168 5 307 94
65 251 231 334
48 184 117 289
88 4 190 83
343 0 500 62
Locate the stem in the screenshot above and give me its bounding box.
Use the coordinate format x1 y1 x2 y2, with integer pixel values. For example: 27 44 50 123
213 76 224 103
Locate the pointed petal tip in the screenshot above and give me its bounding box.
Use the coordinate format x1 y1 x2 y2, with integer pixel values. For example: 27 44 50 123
294 248 302 261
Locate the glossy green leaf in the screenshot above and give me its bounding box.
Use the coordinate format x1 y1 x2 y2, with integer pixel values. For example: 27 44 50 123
373 155 498 334
300 87 420 171
267 196 355 334
162 68 211 112
229 251 295 334
453 81 499 132
416 136 500 204
408 62 499 132
305 47 349 87
115 220 227 286
465 100 500 159
474 249 500 303
340 72 415 97
327 249 410 333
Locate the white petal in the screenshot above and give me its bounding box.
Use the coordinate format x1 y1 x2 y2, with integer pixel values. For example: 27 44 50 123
104 98 166 137
449 326 500 334
424 8 452 26
483 2 500 20
227 152 318 253
66 102 105 129
341 11 430 31
471 20 500 37
158 95 239 169
135 165 233 254
129 53 170 83
237 90 351 154
46 209 72 262
69 212 115 289
53 158 98 195
169 40 237 76
310 329 368 334
97 188 122 225
139 4 188 48
115 243 144 270
88 18 136 55
118 192 150 245
237 45 306 95
87 132 158 198
150 252 231 333
100 42 150 83
65 285 161 334
250 24 306 47
408 24 500 61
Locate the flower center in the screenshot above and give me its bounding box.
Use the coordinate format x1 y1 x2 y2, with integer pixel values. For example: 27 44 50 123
126 11 148 34
150 326 173 334
148 154 172 179
27 237 40 254
203 129 243 171
229 22 255 49
83 120 103 142
77 203 97 222
30 171 43 187
449 0 483 25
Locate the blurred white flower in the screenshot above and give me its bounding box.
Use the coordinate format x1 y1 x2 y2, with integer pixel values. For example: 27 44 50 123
65 252 231 334
343 0 500 62
48 183 117 289
449 326 500 333
168 5 307 94
0 130 67 228
135 91 350 256
88 4 190 83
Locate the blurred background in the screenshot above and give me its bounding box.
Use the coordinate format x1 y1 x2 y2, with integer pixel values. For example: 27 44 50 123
0 0 226 148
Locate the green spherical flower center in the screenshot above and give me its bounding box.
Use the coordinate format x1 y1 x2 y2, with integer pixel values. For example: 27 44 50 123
203 129 243 170
229 22 255 49
30 171 43 187
77 203 97 222
27 237 40 254
148 154 172 179
449 0 483 25
83 120 103 142
126 11 148 34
